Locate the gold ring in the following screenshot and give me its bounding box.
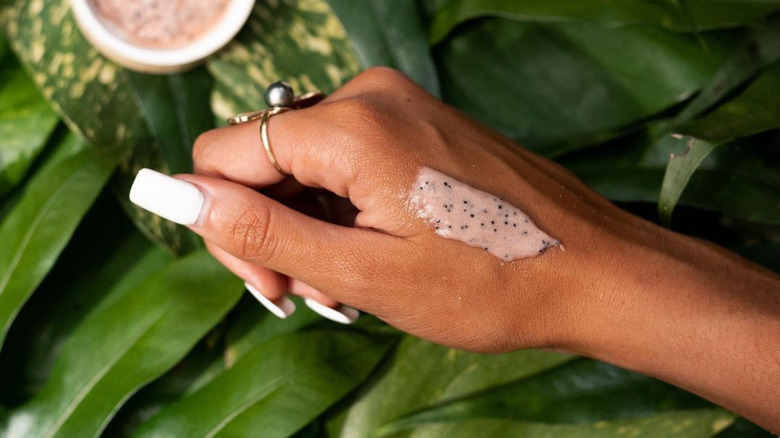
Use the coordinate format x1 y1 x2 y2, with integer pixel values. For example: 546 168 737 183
227 91 325 125
227 85 324 177
260 106 292 175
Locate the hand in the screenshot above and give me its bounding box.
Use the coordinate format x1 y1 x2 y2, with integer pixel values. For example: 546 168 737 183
129 67 780 431
182 67 642 353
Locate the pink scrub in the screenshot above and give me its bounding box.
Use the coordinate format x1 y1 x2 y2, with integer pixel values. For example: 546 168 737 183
410 167 561 261
89 0 229 49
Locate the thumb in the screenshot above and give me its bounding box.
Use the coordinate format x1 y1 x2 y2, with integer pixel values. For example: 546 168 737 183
129 168 400 303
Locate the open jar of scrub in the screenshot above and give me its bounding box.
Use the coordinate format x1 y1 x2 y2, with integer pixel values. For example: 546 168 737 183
69 0 255 73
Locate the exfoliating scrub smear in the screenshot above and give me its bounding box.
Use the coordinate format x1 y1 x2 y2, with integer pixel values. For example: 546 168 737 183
69 0 255 73
410 167 561 261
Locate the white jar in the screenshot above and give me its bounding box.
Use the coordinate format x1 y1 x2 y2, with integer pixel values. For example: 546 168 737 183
69 0 255 74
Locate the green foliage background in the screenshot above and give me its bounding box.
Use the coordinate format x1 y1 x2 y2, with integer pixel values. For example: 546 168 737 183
1 0 779 436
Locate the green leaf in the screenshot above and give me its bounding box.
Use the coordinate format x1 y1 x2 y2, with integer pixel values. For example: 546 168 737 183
339 335 573 438
435 20 734 155
134 330 395 438
714 417 775 438
0 0 215 254
429 0 780 44
657 64 780 224
673 16 780 127
104 296 324 437
678 68 780 143
0 135 118 349
327 0 440 96
3 250 243 438
224 296 323 366
374 359 713 437
658 135 718 225
0 54 59 197
395 410 734 438
561 131 780 224
652 18 780 223
208 0 361 121
0 194 168 406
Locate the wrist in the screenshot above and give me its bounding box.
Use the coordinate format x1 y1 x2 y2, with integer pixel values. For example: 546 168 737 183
565 222 780 431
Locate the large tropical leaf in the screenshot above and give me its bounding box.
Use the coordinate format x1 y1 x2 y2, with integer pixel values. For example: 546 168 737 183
2 250 243 438
429 0 780 43
0 52 59 197
327 0 440 95
338 335 572 438
435 19 736 155
0 133 117 349
373 359 713 436
0 0 214 253
103 296 323 437
0 193 168 406
655 18 780 223
561 129 780 224
208 0 361 121
562 63 780 224
134 330 395 438
393 410 734 438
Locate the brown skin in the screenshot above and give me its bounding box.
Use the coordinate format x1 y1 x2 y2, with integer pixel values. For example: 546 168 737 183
180 67 780 432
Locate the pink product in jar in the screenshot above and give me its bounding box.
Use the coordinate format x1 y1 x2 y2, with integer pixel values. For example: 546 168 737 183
89 0 230 49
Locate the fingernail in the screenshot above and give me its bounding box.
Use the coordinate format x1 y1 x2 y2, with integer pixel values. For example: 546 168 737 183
245 282 296 319
304 298 359 324
129 168 204 225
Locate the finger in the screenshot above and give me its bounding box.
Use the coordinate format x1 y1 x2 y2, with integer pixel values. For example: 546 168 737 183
289 278 339 307
128 168 402 307
205 240 295 318
288 278 359 325
304 297 359 325
193 68 420 195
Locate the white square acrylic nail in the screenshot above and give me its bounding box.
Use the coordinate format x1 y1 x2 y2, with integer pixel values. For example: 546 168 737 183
129 168 204 225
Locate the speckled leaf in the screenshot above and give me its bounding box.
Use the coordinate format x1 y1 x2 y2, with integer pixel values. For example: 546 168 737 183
208 0 361 121
435 19 735 155
2 250 243 438
327 0 440 96
396 411 734 438
0 0 146 146
0 0 214 253
373 359 713 437
0 53 59 197
429 0 780 44
0 133 117 349
338 335 573 438
134 330 394 438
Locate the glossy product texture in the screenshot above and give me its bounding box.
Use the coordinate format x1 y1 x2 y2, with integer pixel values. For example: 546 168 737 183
410 167 561 261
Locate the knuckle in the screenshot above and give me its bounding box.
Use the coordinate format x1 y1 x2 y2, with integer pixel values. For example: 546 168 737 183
227 204 276 262
334 96 386 125
359 66 412 87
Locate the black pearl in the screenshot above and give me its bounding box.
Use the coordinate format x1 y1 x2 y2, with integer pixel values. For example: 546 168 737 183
265 81 294 107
